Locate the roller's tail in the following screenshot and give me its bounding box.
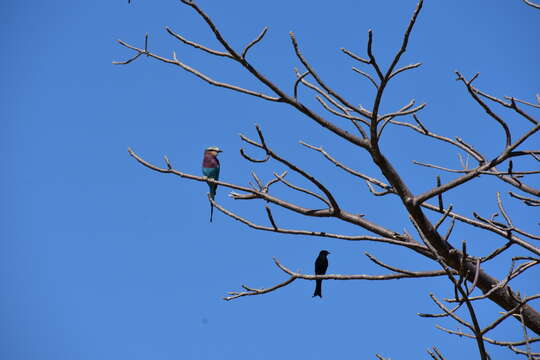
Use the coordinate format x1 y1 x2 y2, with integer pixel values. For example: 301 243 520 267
209 183 217 223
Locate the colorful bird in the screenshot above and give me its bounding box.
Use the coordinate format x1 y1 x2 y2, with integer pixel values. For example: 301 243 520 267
313 250 330 297
202 146 223 222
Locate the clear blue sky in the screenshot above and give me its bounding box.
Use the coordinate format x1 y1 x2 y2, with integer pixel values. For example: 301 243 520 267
2 1 539 359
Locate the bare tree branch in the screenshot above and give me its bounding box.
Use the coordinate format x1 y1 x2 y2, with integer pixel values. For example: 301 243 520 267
273 172 331 207
251 125 341 213
510 191 540 207
293 70 310 100
352 67 378 89
436 324 540 357
299 141 393 191
388 62 422 80
457 72 512 146
241 26 268 59
114 39 281 101
413 161 540 176
471 86 538 125
523 0 540 9
391 118 485 163
507 95 540 110
225 257 455 301
289 32 372 120
340 47 370 64
365 252 454 276
165 27 233 58
212 196 426 249
414 122 540 204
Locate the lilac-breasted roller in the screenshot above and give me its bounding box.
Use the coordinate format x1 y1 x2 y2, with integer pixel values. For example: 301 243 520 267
202 146 223 222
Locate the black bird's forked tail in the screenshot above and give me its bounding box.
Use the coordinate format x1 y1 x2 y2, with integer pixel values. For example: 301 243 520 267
313 279 323 297
209 201 214 223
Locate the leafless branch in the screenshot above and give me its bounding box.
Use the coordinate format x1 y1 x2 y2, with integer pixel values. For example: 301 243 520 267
496 192 513 228
384 0 424 80
429 293 473 330
472 87 538 126
112 51 142 65
224 274 297 301
507 95 540 109
365 252 453 277
293 69 370 137
436 295 540 359
289 32 372 119
390 119 485 163
446 260 540 304
436 324 540 357
456 72 512 146
410 217 490 359
165 27 232 58
299 141 393 191
240 148 270 163
114 39 280 101
225 256 457 301
377 101 426 138
273 172 331 207
482 300 526 336
352 67 378 89
510 192 540 207
434 205 454 230
379 100 426 123
340 47 370 64
252 125 341 213
473 211 540 256
241 26 268 59
292 68 358 117
366 30 384 81
418 303 462 319
436 176 444 211
414 121 540 204
518 306 534 360
413 161 540 176
366 181 394 196
314 96 369 138
523 0 540 9
278 259 451 281
208 197 425 250
293 70 310 100
388 62 422 80
428 346 447 360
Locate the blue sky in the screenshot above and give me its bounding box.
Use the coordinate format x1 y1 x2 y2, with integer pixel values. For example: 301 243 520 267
2 1 539 359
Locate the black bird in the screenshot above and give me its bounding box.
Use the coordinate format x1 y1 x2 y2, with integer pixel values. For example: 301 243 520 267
313 250 330 298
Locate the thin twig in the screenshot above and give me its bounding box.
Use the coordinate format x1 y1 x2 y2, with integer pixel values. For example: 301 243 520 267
165 27 232 58
340 47 370 64
352 67 378 88
241 27 268 59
